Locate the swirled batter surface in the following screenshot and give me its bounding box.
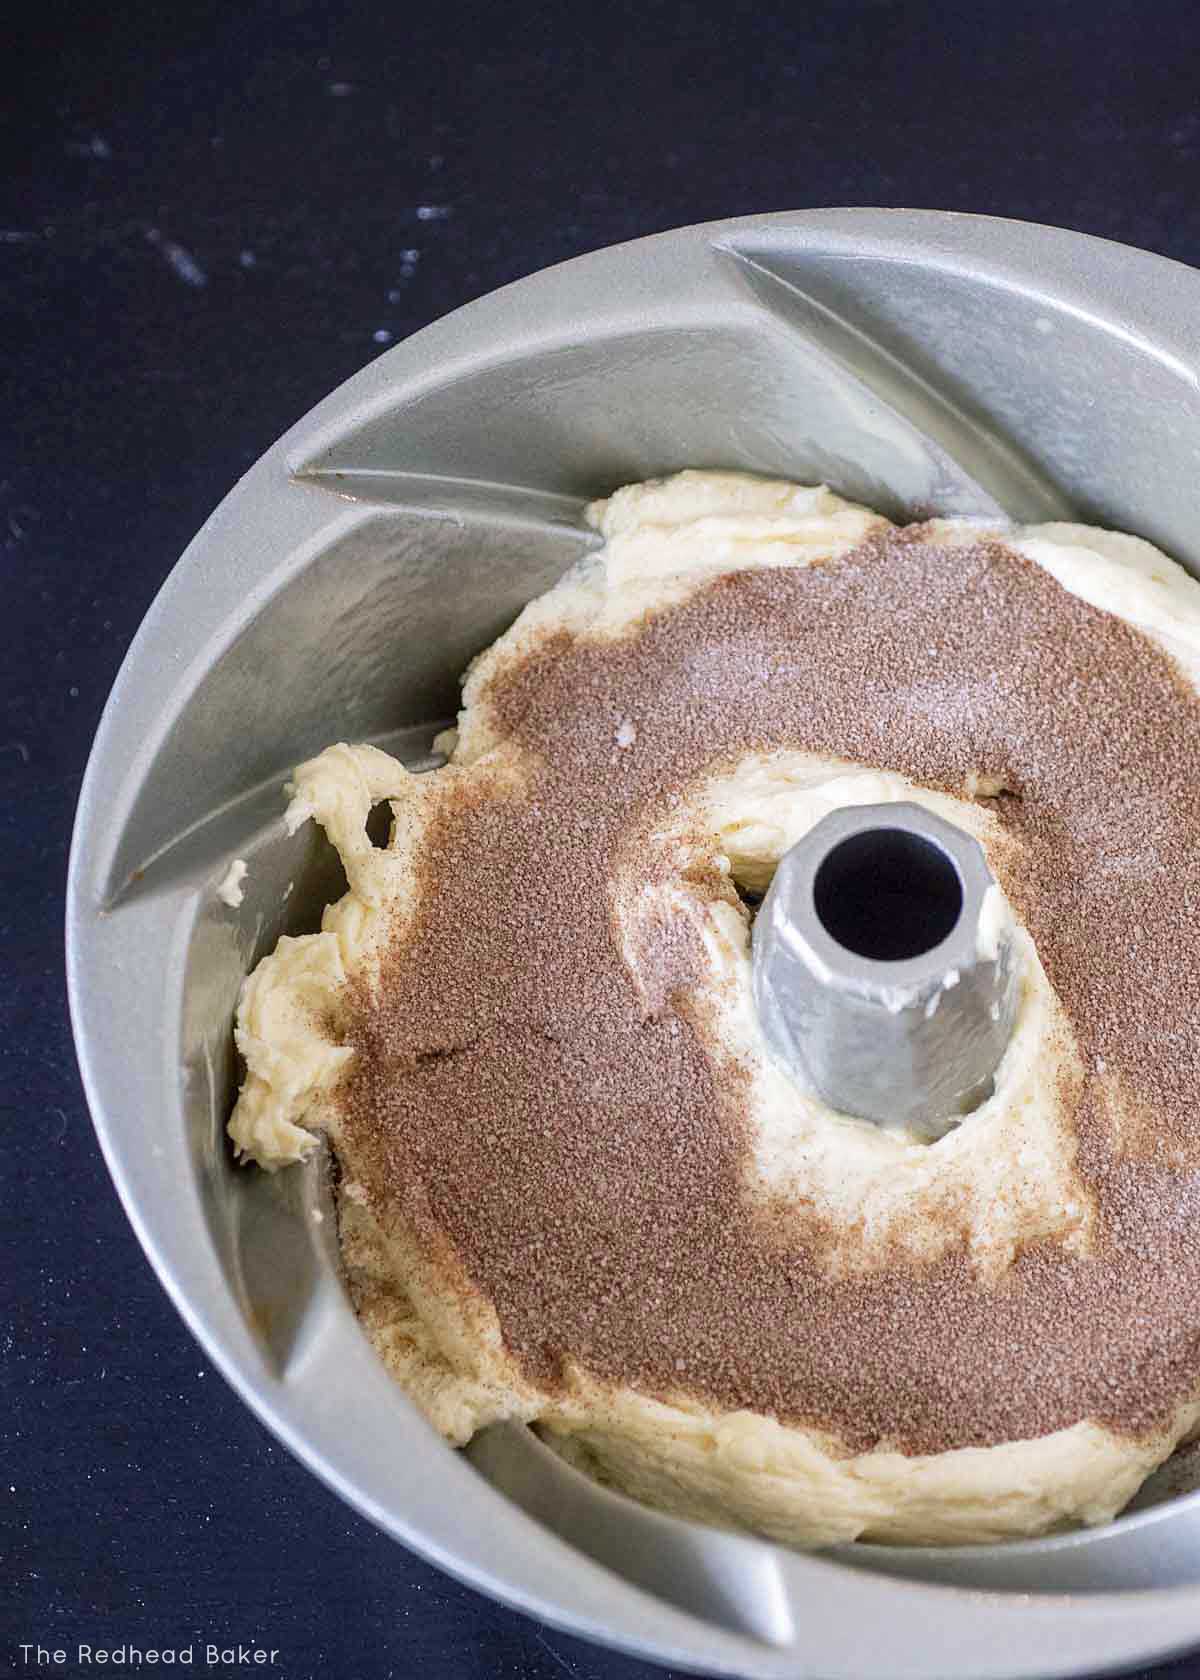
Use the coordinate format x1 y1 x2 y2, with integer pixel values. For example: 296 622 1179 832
230 473 1200 1545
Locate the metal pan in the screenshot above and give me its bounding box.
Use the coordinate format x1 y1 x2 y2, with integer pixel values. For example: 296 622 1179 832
67 209 1200 1679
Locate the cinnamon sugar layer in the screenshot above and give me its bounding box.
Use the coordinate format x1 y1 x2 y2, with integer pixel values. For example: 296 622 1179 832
336 527 1200 1458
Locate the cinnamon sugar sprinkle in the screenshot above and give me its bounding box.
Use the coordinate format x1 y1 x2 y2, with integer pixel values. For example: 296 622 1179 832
338 531 1200 1456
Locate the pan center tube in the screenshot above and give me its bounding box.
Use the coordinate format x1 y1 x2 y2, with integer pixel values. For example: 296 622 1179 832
750 803 1018 1138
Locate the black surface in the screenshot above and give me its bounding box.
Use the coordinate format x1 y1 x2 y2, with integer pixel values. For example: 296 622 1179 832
6 1 1200 1676
813 830 964 961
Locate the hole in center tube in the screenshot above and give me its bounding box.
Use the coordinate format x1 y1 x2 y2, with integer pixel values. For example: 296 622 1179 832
813 828 962 962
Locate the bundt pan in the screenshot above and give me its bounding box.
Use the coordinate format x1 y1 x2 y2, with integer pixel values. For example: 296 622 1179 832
68 210 1200 1679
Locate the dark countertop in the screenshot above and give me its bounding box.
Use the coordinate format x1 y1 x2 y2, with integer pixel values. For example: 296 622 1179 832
5 2 1200 1676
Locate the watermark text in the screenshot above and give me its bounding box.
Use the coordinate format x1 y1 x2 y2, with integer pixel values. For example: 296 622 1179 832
18 1647 281 1668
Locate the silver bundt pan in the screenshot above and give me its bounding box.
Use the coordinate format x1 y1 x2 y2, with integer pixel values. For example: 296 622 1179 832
68 210 1200 1679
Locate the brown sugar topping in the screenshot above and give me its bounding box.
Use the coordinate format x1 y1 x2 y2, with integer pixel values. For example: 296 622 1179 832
337 530 1200 1455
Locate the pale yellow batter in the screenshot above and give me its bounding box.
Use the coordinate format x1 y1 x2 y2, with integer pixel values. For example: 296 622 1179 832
228 472 1200 1547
